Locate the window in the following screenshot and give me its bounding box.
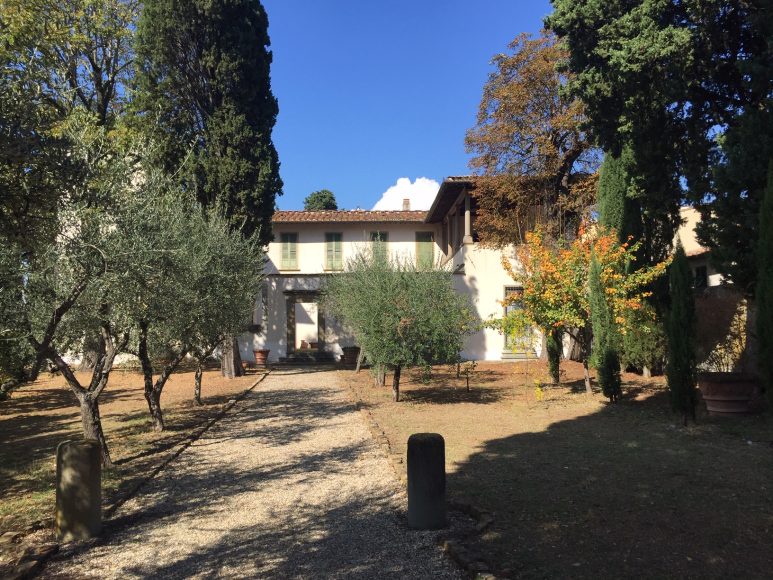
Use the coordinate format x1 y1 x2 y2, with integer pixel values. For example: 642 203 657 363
325 233 343 270
503 286 531 351
370 231 388 261
416 232 434 268
280 233 298 269
694 265 708 289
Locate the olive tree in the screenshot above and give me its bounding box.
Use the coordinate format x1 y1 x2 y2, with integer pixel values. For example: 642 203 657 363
118 193 263 430
323 246 477 402
0 117 147 465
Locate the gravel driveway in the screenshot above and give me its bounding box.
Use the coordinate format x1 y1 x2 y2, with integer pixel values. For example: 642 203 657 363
45 368 460 579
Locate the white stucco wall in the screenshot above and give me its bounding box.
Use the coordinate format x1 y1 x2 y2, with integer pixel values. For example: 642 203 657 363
266 222 440 275
239 274 359 362
242 220 535 364
451 243 539 361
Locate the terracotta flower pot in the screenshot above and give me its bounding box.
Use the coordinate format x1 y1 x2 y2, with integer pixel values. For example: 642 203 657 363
253 349 270 367
697 372 764 416
341 346 361 368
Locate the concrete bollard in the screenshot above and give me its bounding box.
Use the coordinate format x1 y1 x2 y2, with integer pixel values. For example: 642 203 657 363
407 433 446 530
55 440 102 542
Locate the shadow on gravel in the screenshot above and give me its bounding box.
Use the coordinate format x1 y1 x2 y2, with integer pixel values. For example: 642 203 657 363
213 386 357 447
46 378 455 578
120 495 450 579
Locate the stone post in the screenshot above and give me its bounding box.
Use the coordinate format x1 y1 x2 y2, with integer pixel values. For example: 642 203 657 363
407 433 446 529
55 440 102 542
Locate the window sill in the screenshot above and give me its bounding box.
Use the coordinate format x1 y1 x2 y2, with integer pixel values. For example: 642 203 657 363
323 268 344 272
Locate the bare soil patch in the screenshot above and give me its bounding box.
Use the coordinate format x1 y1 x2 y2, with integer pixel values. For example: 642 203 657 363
0 366 261 549
340 360 773 579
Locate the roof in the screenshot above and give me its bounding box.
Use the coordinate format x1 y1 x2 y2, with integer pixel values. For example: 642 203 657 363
273 210 428 223
425 176 475 223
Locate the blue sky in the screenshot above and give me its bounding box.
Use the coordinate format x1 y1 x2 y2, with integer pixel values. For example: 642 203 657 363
263 0 554 210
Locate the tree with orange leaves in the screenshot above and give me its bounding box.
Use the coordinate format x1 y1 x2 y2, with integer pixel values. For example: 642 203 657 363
465 31 599 247
494 227 669 396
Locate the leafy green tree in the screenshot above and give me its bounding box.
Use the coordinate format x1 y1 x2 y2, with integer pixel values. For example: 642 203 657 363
621 304 667 376
597 148 667 374
665 243 698 424
465 31 598 247
547 0 773 294
589 253 622 402
135 0 282 378
1 0 138 376
323 247 477 402
545 328 563 384
756 160 773 403
0 117 142 464
597 148 642 249
304 189 338 210
134 0 282 244
118 192 262 431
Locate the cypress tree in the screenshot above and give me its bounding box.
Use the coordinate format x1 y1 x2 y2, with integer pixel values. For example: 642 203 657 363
665 242 697 424
136 0 282 378
598 147 669 374
135 0 282 245
756 160 773 402
546 328 562 384
589 253 621 402
597 147 642 247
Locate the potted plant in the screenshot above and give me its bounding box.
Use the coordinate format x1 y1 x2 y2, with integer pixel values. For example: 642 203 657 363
695 296 763 415
253 349 270 366
341 346 360 367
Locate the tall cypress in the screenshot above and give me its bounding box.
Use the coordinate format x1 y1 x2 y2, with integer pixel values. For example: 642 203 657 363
597 146 642 247
589 253 621 402
545 328 562 384
136 0 282 378
135 0 282 245
756 160 773 402
666 242 697 424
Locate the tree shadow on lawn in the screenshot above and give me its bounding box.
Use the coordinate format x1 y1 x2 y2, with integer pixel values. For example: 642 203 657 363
403 385 506 405
447 396 773 579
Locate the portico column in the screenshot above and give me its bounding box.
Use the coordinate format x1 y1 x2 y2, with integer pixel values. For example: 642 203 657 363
463 193 473 244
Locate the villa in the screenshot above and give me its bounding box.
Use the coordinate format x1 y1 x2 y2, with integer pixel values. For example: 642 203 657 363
239 178 722 365
238 176 532 363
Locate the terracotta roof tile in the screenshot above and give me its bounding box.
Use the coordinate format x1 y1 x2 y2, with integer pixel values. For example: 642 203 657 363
273 210 427 223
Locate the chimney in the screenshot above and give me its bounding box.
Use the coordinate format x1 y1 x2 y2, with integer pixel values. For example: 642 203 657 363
402 198 410 211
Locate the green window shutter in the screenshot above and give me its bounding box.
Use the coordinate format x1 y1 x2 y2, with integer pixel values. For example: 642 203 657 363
416 232 434 268
325 233 342 270
370 231 388 261
281 233 298 269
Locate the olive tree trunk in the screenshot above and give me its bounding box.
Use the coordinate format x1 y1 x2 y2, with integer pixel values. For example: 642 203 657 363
194 360 203 406
45 322 127 466
77 393 111 465
221 336 244 379
138 320 188 432
392 364 402 402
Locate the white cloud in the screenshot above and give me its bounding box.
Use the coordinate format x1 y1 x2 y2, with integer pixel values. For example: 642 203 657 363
371 177 440 211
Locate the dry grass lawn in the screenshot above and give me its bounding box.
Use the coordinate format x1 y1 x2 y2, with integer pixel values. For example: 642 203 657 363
0 366 261 546
340 360 773 579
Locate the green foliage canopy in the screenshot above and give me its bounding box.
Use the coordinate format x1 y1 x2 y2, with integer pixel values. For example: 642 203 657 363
589 253 622 401
665 243 698 422
547 0 773 293
304 190 338 211
323 247 477 400
756 160 773 401
135 0 282 244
